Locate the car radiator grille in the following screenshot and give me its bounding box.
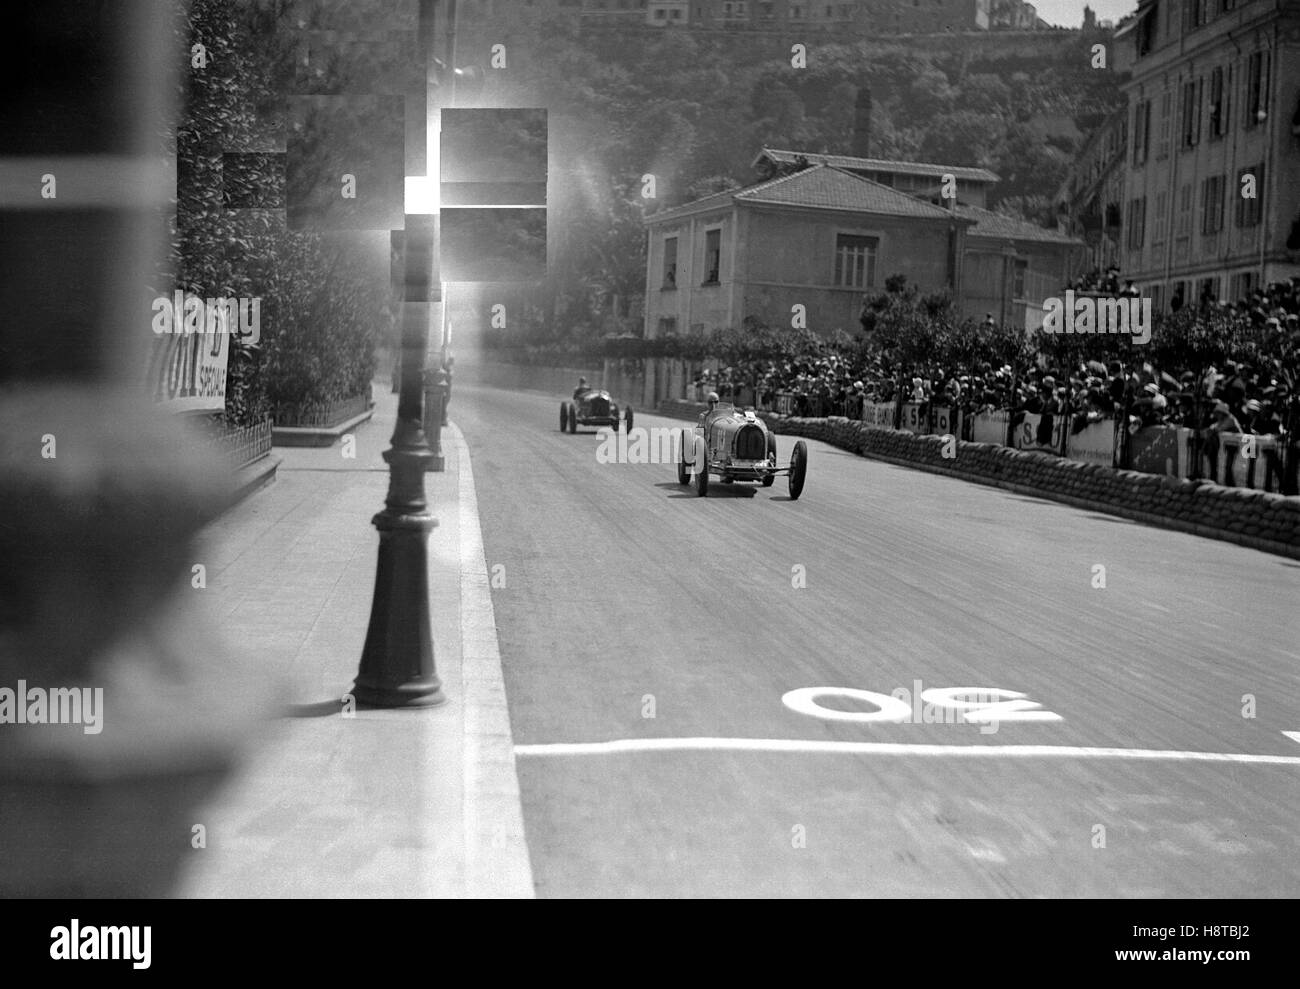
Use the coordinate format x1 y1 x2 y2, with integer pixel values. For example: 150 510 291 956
588 397 609 416
734 424 767 461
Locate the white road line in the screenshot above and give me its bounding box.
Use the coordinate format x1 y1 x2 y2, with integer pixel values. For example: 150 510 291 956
515 737 1300 765
451 422 536 899
1283 731 1300 747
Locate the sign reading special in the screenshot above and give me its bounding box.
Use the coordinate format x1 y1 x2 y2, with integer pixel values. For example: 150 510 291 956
144 292 259 413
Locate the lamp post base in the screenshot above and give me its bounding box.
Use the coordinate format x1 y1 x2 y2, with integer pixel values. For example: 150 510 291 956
352 508 446 709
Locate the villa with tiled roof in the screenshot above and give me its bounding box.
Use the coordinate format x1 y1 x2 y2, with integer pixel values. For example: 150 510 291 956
643 158 1083 339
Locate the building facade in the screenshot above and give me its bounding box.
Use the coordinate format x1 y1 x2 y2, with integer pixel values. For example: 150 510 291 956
643 159 1082 337
643 165 969 338
956 204 1083 328
1054 109 1129 277
1112 0 1300 311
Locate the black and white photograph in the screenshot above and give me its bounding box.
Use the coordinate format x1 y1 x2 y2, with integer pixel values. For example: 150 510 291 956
1 0 1297 953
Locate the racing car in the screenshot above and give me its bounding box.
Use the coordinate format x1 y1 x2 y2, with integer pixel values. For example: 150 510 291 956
559 388 633 433
676 402 807 499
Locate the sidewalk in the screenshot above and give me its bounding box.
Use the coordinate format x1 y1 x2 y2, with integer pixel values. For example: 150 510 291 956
175 384 533 898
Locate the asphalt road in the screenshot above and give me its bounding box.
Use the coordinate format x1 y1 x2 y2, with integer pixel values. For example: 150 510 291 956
454 381 1300 898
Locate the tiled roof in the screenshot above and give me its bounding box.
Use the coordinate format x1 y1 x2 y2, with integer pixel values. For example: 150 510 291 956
754 147 1000 184
736 165 959 219
644 187 738 224
645 165 961 224
954 203 1082 245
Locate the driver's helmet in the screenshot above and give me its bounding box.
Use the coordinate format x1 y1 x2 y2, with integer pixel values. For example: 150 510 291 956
578 377 587 386
706 391 720 405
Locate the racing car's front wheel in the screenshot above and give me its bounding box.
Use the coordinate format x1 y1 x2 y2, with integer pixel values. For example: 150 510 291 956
761 433 777 487
788 440 808 501
625 407 634 432
567 404 577 433
559 402 568 432
694 456 709 497
688 434 708 497
677 429 695 485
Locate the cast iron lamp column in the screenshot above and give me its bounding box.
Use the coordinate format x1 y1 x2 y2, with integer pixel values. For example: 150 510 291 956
352 215 446 708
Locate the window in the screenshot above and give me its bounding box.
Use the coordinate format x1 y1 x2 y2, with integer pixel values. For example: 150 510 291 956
1013 259 1027 299
1132 99 1151 165
1229 271 1254 300
834 234 879 289
1186 0 1209 29
1235 164 1264 227
1151 283 1165 312
1157 91 1172 158
657 317 677 336
702 228 721 284
1200 174 1224 234
1208 66 1227 138
1245 50 1269 127
1127 196 1147 250
1181 78 1202 149
1175 183 1193 238
1153 191 1168 246
1136 5 1156 57
662 236 678 287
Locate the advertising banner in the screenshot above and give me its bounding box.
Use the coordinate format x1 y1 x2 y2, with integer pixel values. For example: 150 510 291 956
862 402 895 428
972 411 1009 445
1063 419 1117 467
146 325 229 413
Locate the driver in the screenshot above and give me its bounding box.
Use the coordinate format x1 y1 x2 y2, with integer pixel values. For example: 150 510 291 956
706 391 719 413
573 376 588 400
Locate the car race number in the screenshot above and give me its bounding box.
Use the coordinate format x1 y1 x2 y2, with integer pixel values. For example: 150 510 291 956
782 686 1062 724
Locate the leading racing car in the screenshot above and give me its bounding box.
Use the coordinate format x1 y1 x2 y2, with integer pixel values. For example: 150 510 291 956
675 402 807 499
559 387 633 434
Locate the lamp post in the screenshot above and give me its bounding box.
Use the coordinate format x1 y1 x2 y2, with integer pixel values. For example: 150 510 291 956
353 214 445 708
351 1 446 708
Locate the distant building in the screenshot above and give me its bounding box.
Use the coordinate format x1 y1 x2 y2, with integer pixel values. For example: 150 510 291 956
643 164 969 340
989 0 1038 30
643 155 1082 338
1054 109 1128 278
583 0 992 33
1110 0 1300 310
954 203 1082 329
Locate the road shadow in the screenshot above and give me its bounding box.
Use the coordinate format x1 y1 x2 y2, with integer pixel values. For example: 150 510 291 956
656 480 760 499
284 700 347 719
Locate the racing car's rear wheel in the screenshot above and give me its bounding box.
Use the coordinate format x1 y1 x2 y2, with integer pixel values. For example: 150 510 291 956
788 441 808 501
567 404 577 433
559 402 568 432
625 407 634 431
761 433 777 487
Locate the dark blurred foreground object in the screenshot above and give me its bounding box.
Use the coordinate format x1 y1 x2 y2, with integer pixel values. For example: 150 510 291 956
0 0 274 895
0 388 273 896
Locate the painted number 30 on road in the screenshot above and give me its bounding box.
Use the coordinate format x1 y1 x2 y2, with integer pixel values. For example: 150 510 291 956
782 686 1063 725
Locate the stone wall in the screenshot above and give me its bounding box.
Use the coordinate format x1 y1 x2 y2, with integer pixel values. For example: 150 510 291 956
655 399 1300 559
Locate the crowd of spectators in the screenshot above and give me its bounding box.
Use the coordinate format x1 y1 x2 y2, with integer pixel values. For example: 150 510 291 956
690 277 1300 471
